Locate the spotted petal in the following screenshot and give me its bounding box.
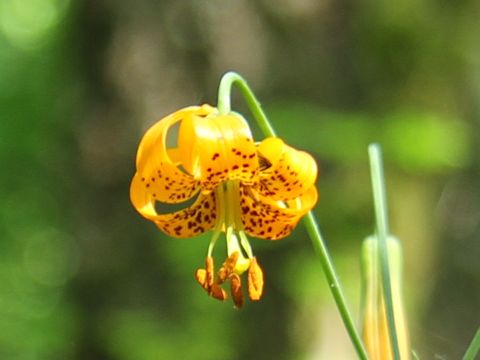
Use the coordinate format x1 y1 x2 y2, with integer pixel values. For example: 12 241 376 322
178 112 259 193
131 180 217 238
132 105 215 204
240 185 318 240
255 137 318 201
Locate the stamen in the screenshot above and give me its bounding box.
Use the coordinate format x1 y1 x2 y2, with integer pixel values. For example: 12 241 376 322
194 256 215 291
207 230 221 257
195 256 228 301
210 283 228 301
239 230 254 258
230 273 244 308
194 268 207 289
205 256 214 288
226 230 250 274
217 251 239 283
247 257 264 301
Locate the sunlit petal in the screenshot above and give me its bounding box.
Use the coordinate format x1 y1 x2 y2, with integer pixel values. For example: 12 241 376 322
240 185 318 240
131 172 216 237
255 137 318 201
133 105 214 204
179 112 259 193
131 162 199 205
130 173 159 218
152 192 217 238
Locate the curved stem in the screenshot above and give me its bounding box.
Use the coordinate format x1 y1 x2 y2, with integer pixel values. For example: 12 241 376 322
368 144 401 360
217 71 369 359
217 72 277 137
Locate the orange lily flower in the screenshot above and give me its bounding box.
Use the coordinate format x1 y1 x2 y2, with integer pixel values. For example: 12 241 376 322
130 104 318 307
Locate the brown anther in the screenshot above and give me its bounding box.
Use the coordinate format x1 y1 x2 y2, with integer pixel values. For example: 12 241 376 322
195 268 207 289
217 251 239 283
229 273 244 308
196 254 262 306
196 258 227 301
247 257 264 301
205 256 214 289
195 256 215 292
210 283 228 301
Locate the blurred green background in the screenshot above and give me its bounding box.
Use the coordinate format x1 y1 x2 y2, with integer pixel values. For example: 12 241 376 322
0 0 479 359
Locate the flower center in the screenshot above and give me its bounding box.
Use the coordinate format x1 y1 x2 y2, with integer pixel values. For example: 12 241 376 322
210 180 252 274
197 180 264 308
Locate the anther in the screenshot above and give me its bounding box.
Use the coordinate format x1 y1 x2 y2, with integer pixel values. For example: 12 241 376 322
217 252 239 283
247 257 264 301
230 273 244 308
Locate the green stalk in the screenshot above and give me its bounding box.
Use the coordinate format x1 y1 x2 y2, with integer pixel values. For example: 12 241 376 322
217 71 369 360
462 327 480 360
368 144 401 360
303 212 370 360
217 72 277 137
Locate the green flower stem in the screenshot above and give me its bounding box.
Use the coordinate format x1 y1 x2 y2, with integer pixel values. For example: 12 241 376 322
217 72 277 137
303 212 370 360
462 327 480 360
217 71 369 360
368 144 401 360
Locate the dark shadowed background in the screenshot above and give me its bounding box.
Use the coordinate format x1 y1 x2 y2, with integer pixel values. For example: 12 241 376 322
0 0 479 359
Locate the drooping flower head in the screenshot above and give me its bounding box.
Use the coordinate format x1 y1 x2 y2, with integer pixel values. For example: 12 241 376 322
130 104 318 307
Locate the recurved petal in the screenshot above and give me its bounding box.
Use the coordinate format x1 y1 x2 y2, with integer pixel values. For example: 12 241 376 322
133 105 215 204
240 185 318 240
135 105 214 170
131 163 199 205
255 137 318 201
131 178 217 238
178 112 259 193
130 173 158 219
154 192 217 238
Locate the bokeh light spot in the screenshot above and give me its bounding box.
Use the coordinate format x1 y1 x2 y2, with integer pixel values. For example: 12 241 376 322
23 228 79 287
0 0 69 50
